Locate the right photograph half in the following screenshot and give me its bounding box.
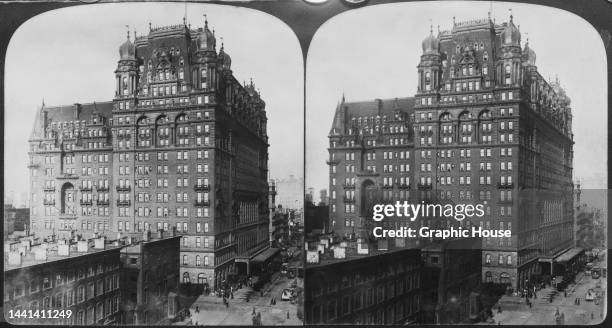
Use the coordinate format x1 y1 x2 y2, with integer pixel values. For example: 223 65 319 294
304 1 607 325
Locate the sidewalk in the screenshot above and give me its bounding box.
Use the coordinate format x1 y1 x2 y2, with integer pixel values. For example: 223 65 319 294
491 272 606 325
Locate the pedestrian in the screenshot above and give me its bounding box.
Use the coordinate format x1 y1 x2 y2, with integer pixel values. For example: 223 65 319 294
287 311 290 319
253 307 256 315
195 306 200 313
564 290 567 297
498 306 502 314
591 312 594 320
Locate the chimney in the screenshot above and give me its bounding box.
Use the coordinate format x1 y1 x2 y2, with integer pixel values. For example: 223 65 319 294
306 250 320 264
376 98 383 116
77 240 89 252
94 237 106 250
357 242 369 255
317 244 325 254
333 246 346 259
377 239 389 251
74 103 82 120
20 239 32 250
58 244 70 256
34 247 48 261
42 111 48 131
8 252 22 266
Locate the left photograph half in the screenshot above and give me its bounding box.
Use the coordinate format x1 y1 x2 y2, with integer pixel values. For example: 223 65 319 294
3 2 304 326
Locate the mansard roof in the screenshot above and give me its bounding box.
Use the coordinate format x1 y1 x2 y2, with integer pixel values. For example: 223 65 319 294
29 101 113 140
329 96 414 135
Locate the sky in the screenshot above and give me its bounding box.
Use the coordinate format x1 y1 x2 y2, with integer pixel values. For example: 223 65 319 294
4 2 304 205
305 1 608 202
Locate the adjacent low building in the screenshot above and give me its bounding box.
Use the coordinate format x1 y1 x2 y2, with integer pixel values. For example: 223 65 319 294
420 237 482 324
4 237 123 325
119 230 181 325
4 231 182 325
305 236 422 325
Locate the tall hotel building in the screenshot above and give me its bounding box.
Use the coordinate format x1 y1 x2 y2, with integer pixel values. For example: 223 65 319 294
27 18 270 289
327 15 574 291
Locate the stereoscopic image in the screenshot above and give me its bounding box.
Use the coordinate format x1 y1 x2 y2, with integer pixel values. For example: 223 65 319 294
3 2 303 325
304 1 607 325
2 0 609 327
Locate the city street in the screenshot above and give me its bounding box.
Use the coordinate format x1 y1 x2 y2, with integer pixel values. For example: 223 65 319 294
176 273 303 325
490 255 607 325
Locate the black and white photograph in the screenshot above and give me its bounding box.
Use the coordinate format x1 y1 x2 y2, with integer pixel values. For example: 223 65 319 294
3 2 304 325
2 0 611 327
304 1 607 325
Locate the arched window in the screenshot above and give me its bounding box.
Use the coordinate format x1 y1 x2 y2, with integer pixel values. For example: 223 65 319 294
196 255 201 266
182 272 190 284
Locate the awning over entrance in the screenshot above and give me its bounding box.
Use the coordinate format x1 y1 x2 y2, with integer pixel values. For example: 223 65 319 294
555 247 584 263
252 247 280 263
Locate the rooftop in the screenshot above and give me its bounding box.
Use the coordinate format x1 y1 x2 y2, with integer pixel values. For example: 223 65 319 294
4 230 180 271
4 238 122 271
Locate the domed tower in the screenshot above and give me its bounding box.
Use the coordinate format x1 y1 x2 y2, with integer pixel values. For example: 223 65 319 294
193 16 218 91
115 29 139 100
497 13 523 86
197 18 216 53
218 42 232 71
417 26 443 93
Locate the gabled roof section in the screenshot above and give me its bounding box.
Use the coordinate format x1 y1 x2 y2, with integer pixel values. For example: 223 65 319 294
329 96 415 136
28 101 113 141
